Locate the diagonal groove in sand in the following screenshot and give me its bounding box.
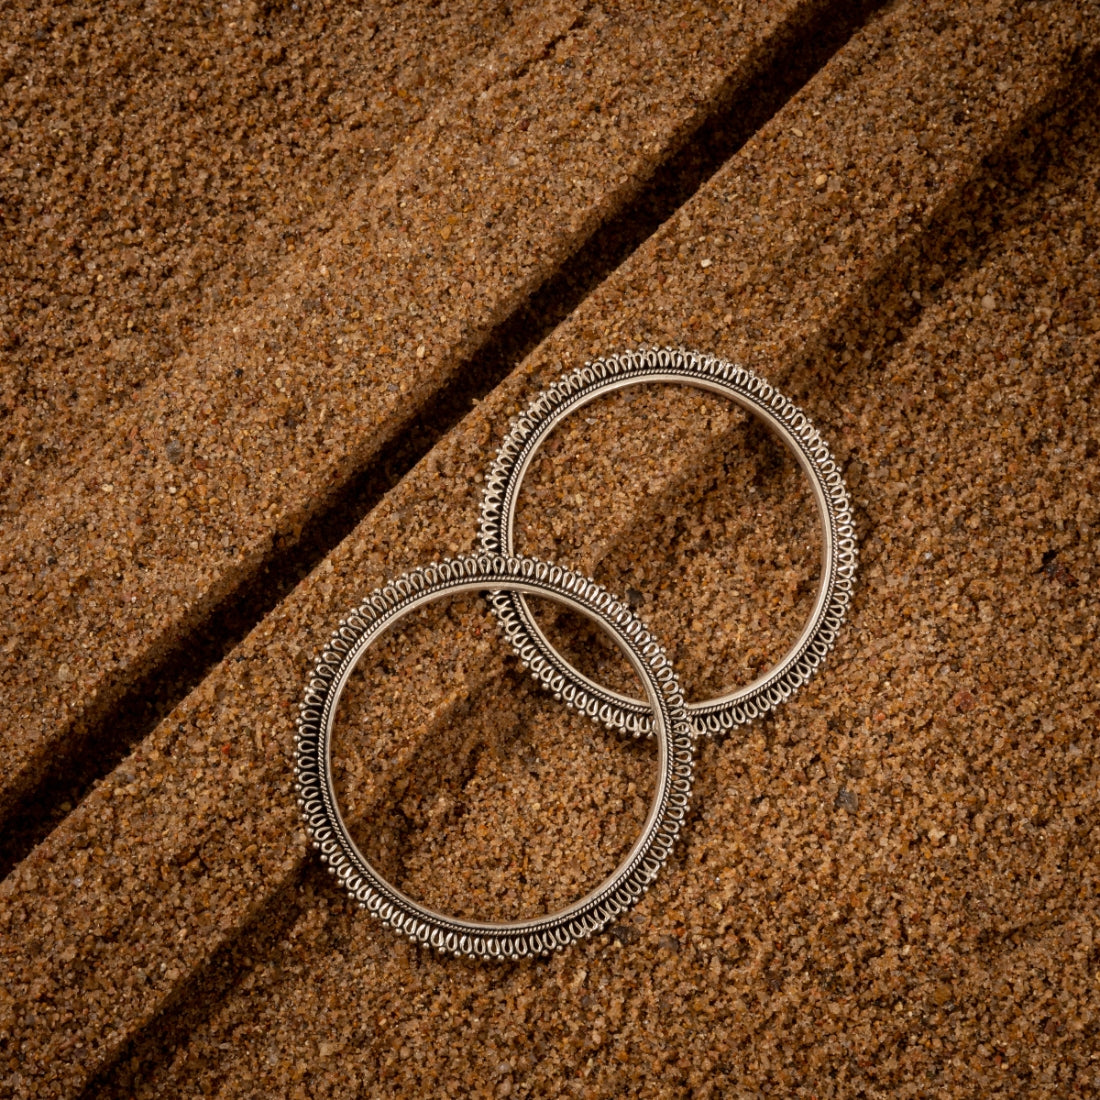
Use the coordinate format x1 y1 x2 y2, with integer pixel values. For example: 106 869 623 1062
556 65 1100 642
0 0 887 874
0 0 520 515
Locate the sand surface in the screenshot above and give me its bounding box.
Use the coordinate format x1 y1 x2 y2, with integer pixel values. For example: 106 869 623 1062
2 1 1099 1097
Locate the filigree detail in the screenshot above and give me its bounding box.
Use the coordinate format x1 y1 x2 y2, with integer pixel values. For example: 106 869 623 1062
478 347 858 737
295 553 695 960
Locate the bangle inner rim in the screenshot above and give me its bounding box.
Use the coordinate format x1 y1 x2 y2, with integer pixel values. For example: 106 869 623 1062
500 373 832 716
319 574 677 935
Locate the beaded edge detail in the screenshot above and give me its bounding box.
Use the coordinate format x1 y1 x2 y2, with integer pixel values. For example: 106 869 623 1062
295 553 696 960
478 347 858 737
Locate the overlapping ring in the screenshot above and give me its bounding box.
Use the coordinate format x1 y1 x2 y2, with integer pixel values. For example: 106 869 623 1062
295 554 695 960
479 347 857 737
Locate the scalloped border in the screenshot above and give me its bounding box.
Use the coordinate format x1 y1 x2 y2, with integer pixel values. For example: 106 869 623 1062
478 347 858 737
295 553 696 960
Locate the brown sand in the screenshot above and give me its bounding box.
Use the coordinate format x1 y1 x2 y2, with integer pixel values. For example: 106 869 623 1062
0 0 831 825
0 0 511 511
3 0 1100 1097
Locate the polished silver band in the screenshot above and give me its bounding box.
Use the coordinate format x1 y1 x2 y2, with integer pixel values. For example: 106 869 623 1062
295 553 695 960
478 347 858 738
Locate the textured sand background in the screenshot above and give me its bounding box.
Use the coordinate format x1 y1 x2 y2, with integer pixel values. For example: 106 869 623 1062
2 1 1099 1097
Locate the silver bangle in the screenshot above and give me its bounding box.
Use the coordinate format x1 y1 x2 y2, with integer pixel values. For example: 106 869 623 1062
479 347 858 738
295 553 695 960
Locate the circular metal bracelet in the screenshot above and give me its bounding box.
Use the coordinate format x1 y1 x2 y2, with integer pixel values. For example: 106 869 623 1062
479 347 858 738
295 553 695 960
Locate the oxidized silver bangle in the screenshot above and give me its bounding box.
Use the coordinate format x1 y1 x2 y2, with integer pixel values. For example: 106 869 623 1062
478 347 858 738
295 553 695 960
